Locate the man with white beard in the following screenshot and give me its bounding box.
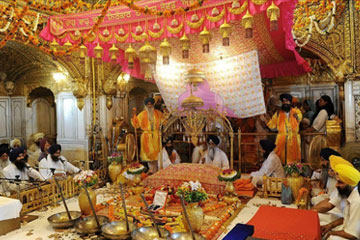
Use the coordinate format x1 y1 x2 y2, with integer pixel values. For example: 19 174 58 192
132 97 163 173
203 135 229 169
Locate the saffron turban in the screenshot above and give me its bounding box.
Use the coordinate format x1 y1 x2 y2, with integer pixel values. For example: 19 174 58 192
48 144 61 155
9 147 24 162
207 135 220 145
144 97 155 105
260 140 276 152
280 93 292 102
320 148 341 161
10 138 21 148
334 164 360 187
32 132 45 142
330 155 353 170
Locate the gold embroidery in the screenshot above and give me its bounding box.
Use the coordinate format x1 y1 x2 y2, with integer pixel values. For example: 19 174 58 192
167 22 183 34
114 32 129 42
131 32 148 41
206 8 225 22
251 0 267 5
69 31 81 41
84 31 96 43
186 16 205 29
148 28 164 39
57 32 68 40
228 0 248 15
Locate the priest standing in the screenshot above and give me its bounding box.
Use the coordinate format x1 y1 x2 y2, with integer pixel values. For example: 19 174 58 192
132 97 164 173
264 93 302 164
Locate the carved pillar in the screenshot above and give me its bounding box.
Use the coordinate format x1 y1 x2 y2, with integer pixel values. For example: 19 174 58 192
344 76 356 142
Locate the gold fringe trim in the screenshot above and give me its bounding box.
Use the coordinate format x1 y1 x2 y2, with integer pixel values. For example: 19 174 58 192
206 8 225 22
84 31 96 43
167 22 184 34
114 32 129 42
69 31 82 41
251 0 267 5
228 0 248 15
98 32 113 42
131 32 148 41
57 32 68 39
186 16 205 29
148 28 164 39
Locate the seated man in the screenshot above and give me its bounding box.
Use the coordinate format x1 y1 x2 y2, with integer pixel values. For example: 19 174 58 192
39 144 80 180
10 138 21 149
249 140 284 186
38 138 50 162
321 164 360 240
203 135 229 169
0 146 10 172
3 147 44 181
311 148 341 206
158 137 181 169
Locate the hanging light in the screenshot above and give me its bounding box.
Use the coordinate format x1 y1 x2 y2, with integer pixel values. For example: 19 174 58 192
94 43 103 59
79 44 87 58
242 10 254 38
219 20 232 46
50 39 59 52
139 41 157 81
159 38 171 65
199 27 211 53
63 40 72 60
109 44 119 63
267 2 280 31
180 33 190 59
125 44 136 69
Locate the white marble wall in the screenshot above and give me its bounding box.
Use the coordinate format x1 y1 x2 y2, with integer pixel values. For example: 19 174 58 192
0 97 11 142
345 80 360 142
56 92 90 168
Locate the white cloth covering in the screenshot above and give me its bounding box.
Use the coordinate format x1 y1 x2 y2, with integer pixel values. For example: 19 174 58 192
312 109 329 132
204 147 229 169
0 197 22 221
157 148 180 169
250 151 284 186
39 154 80 180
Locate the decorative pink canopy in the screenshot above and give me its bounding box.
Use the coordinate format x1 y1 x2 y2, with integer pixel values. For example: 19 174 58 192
40 0 310 80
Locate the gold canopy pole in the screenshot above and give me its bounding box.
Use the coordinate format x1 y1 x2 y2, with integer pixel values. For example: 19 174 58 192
91 58 97 166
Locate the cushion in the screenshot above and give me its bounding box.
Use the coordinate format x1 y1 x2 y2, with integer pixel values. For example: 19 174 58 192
143 163 225 194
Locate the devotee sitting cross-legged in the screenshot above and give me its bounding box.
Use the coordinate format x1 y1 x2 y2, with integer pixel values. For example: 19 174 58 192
0 145 10 172
249 140 284 186
3 147 44 181
39 144 80 180
320 163 360 240
202 135 229 169
158 136 181 170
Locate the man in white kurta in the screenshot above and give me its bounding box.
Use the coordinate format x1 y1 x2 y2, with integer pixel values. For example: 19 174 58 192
0 147 10 172
203 135 229 169
39 144 80 180
320 164 360 240
158 137 181 169
250 140 284 186
2 148 44 191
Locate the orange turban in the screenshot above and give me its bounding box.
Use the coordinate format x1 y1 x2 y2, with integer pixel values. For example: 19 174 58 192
329 155 353 170
333 164 360 187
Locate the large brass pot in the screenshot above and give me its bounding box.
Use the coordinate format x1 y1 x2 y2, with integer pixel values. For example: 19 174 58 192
78 188 97 215
109 162 122 183
168 232 206 240
287 175 304 200
75 215 109 234
182 202 204 233
47 211 82 228
102 221 136 239
131 226 170 240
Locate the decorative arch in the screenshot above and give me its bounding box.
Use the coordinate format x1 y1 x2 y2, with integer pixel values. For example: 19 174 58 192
27 87 55 107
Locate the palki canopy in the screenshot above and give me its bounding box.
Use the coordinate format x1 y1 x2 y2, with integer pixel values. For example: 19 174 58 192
40 0 311 81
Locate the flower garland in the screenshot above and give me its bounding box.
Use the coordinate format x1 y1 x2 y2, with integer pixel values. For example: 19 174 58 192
292 0 345 47
118 0 208 17
176 180 208 203
127 163 146 175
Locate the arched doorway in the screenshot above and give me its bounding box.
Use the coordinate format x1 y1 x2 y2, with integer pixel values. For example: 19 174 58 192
27 87 56 143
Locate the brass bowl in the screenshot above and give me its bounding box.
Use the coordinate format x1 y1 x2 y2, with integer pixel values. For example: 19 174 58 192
168 232 206 240
47 211 82 228
132 226 170 240
75 215 109 234
101 221 136 240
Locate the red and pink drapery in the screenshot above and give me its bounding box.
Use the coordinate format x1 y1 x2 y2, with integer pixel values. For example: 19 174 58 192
40 0 311 80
